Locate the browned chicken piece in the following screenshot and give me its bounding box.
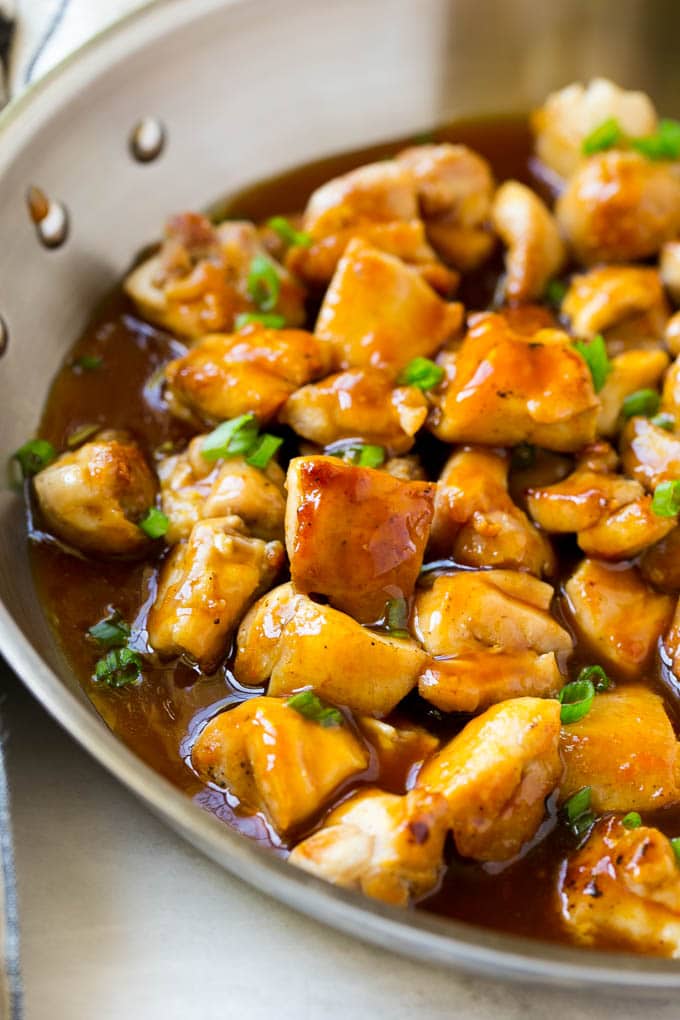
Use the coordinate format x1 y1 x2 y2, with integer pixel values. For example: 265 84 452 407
289 787 449 906
279 368 428 455
430 446 555 576
147 516 283 671
661 358 680 420
559 816 680 956
564 559 674 677
418 697 562 861
158 435 286 543
164 325 331 426
383 454 427 481
124 215 306 339
666 312 680 358
597 349 669 436
660 242 680 306
191 696 368 835
562 266 669 344
314 238 463 376
641 528 680 592
234 583 427 716
414 571 572 712
560 685 680 812
664 598 680 680
509 449 573 509
491 181 565 303
285 456 435 624
33 431 157 557
621 416 680 490
531 78 658 180
358 718 439 789
428 312 598 451
526 452 674 561
556 152 680 266
396 143 495 270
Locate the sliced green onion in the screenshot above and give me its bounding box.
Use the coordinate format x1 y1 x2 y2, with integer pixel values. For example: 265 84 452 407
577 664 610 692
544 278 568 308
413 130 435 145
573 334 611 393
622 388 660 419
201 413 260 462
329 442 386 469
138 507 169 539
247 254 280 312
397 356 445 391
267 216 312 248
88 613 131 649
622 811 642 830
385 597 410 638
559 678 595 724
651 412 675 432
632 119 680 161
66 423 100 449
72 354 103 371
245 433 283 469
234 312 286 330
563 786 596 838
511 443 536 470
286 690 343 727
12 438 56 478
582 117 623 155
357 445 386 468
652 479 680 518
671 836 680 864
93 647 143 688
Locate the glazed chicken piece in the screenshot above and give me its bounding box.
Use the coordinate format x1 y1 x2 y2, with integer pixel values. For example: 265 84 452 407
191 696 368 835
418 697 562 861
621 416 680 490
559 817 680 956
279 368 428 455
663 598 680 680
556 151 680 266
158 435 286 543
396 143 495 270
314 238 463 376
289 787 449 906
597 349 669 436
285 456 435 624
428 312 598 451
414 571 572 713
562 266 669 345
147 516 284 671
33 431 157 557
661 358 680 420
564 559 674 677
358 718 439 790
124 215 306 339
531 78 658 180
641 528 680 592
526 448 674 561
164 325 331 426
235 584 427 716
429 446 555 576
491 181 565 303
661 242 680 306
560 685 680 812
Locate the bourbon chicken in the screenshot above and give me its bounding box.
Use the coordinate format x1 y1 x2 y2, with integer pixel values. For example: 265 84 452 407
24 77 680 959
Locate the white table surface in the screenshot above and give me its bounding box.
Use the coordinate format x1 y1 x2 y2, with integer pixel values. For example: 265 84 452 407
3 665 680 1020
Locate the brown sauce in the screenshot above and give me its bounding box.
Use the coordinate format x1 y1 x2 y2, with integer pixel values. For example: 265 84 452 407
29 115 680 947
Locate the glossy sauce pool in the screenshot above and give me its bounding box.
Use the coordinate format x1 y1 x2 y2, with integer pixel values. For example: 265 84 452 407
29 116 680 948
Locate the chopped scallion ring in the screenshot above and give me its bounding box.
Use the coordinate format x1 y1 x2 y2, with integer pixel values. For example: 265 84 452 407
286 690 343 727
201 413 260 462
671 836 680 864
651 479 680 518
544 278 568 308
582 117 623 155
631 119 680 161
139 507 169 539
66 423 100 449
72 354 103 371
559 678 595 724
88 613 131 649
577 664 610 692
234 312 286 330
397 356 445 391
651 412 675 432
247 253 281 312
622 388 660 419
385 596 410 638
245 433 283 469
267 216 312 248
12 438 56 478
563 786 596 838
93 647 143 688
622 811 642 830
573 334 611 393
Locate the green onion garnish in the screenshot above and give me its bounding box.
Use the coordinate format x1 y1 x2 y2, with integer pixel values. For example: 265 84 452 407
622 388 660 419
88 613 131 649
582 117 623 155
72 355 103 371
286 690 343 727
631 119 680 161
622 811 642 830
577 664 610 692
234 312 286 330
93 647 143 688
138 507 169 539
66 423 100 449
12 438 56 478
564 786 596 838
511 443 536 470
397 356 445 391
671 836 680 864
651 412 675 432
328 442 386 469
247 254 281 312
385 597 410 638
651 479 680 518
245 433 283 469
201 413 260 462
559 678 595 724
544 278 568 308
573 334 611 393
267 216 312 248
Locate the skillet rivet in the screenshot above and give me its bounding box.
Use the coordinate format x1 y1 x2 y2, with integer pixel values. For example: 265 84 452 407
0 315 7 357
26 186 69 249
129 117 166 163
